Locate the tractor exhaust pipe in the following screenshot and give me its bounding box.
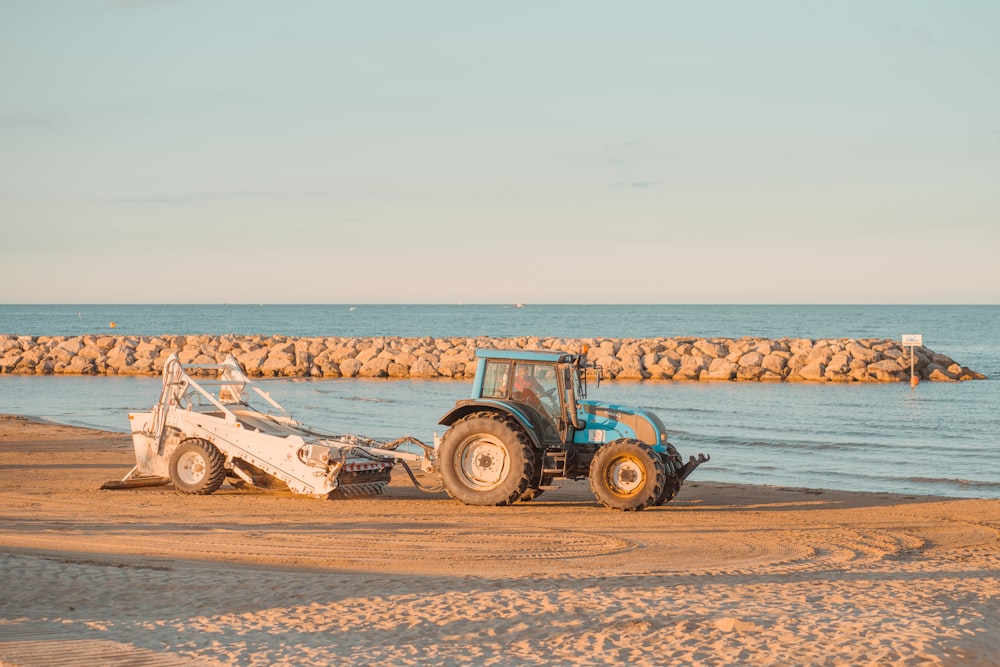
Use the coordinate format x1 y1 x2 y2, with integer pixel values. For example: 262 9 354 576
677 453 710 482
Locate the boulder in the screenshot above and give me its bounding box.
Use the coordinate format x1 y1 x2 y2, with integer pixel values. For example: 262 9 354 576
338 358 362 378
617 354 648 380
701 358 737 381
761 353 788 376
409 358 440 378
673 354 708 381
261 351 294 376
359 357 391 378
694 339 727 358
867 359 906 382
790 360 827 382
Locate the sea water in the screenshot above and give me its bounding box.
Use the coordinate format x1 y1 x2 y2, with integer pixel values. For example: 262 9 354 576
1 304 998 498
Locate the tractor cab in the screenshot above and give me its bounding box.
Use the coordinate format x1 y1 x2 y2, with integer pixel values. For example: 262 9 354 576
468 348 586 447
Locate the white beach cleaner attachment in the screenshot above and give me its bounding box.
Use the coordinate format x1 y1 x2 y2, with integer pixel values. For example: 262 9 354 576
102 353 440 498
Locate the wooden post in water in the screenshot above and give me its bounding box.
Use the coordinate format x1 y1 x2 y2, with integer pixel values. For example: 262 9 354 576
902 334 922 389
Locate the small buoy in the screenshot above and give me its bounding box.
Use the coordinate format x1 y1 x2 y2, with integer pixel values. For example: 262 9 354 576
910 375 919 389
109 321 116 329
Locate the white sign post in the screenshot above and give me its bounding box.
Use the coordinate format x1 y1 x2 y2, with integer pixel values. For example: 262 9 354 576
902 334 923 388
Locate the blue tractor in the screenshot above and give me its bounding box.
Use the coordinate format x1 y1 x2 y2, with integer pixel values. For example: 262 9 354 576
437 348 709 511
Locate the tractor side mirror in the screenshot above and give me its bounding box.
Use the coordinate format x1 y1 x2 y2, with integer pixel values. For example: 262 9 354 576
582 365 601 390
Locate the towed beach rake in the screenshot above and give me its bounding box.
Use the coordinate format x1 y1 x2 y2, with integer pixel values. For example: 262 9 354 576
102 353 441 498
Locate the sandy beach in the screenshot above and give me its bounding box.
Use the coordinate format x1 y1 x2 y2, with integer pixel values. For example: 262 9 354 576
0 414 997 666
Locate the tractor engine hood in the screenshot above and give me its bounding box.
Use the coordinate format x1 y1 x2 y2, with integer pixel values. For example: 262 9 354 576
578 400 670 448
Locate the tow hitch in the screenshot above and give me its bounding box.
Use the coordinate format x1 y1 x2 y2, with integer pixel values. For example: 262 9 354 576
678 453 711 482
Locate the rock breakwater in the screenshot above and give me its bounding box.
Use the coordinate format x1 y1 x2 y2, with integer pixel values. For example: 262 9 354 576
0 334 985 382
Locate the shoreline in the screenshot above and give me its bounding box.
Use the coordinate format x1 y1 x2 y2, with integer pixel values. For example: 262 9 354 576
1 411 993 501
0 412 977 503
2 416 999 665
1 412 980 502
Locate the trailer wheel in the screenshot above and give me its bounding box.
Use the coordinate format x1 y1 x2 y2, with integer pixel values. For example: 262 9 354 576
169 438 226 495
439 412 536 506
589 439 666 511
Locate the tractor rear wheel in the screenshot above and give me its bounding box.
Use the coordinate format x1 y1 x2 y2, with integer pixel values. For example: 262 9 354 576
519 478 550 502
169 438 226 495
439 412 536 506
518 451 549 502
589 439 666 511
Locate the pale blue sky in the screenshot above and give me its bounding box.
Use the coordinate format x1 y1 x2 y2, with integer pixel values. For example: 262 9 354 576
2 0 997 304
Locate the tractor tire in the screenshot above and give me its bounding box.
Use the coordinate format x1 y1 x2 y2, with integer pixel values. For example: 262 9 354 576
518 451 548 502
589 439 666 511
168 438 226 495
656 474 682 506
655 448 682 506
519 481 548 502
439 412 536 506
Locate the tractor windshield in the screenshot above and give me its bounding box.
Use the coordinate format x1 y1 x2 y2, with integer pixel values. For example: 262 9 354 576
512 363 558 416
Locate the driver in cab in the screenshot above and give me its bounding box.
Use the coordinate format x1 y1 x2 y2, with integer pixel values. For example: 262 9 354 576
512 365 556 418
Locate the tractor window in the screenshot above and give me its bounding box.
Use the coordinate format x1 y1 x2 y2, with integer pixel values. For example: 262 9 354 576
481 361 510 399
533 365 559 416
512 364 558 405
513 363 561 438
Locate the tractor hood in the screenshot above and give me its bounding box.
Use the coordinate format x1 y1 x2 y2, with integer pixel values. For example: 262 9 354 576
577 400 670 448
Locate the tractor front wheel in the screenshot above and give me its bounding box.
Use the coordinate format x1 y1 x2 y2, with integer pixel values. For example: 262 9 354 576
439 412 536 506
169 438 226 495
655 447 682 506
589 439 666 511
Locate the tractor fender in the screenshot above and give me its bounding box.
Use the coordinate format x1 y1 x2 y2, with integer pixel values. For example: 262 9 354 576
439 400 543 450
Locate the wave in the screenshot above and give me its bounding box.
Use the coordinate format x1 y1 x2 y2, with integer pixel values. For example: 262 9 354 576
682 435 872 453
902 476 1000 490
307 388 393 404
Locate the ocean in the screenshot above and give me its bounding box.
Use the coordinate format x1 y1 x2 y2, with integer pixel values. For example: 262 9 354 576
1 304 998 499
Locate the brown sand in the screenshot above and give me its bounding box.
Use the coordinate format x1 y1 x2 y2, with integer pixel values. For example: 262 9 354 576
0 413 997 666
